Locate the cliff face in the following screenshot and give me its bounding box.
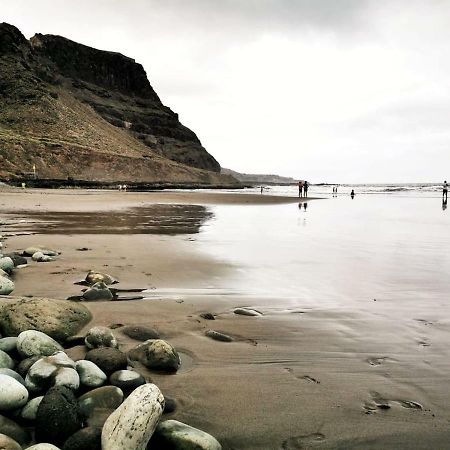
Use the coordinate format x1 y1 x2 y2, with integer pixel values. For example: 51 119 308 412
0 23 227 183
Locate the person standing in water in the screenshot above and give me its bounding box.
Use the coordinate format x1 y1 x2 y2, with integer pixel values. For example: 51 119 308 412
304 180 309 197
351 189 355 199
443 181 448 201
298 181 303 197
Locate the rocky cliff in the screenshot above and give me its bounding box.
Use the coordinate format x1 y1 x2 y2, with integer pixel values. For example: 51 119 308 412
0 23 232 185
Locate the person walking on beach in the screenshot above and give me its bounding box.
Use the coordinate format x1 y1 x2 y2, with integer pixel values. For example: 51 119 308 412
304 181 309 197
298 181 303 197
351 189 355 199
443 180 448 201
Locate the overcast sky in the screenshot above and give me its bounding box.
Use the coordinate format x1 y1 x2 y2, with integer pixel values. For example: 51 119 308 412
3 0 450 182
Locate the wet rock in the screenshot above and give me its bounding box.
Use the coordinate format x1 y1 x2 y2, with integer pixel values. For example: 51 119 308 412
85 271 117 286
0 257 14 273
84 327 117 349
78 386 123 428
233 308 262 317
128 339 180 372
0 414 30 445
4 254 27 267
0 375 28 411
151 420 222 450
0 298 92 341
17 330 63 358
75 360 106 388
82 283 113 301
16 356 40 378
0 434 21 450
0 337 18 354
62 427 101 450
199 312 215 320
20 396 43 421
205 330 233 342
0 276 14 295
23 247 58 257
0 350 14 369
121 325 160 341
163 397 177 414
109 370 145 391
101 384 164 450
0 369 24 385
85 348 127 374
53 367 80 390
35 386 81 446
32 252 54 262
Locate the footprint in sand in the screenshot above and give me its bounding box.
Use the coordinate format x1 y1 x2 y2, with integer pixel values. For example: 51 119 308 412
363 391 422 414
417 338 431 347
414 318 434 326
366 357 388 366
282 433 325 449
285 368 320 384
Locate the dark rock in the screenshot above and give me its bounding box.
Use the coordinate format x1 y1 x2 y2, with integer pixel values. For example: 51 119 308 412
85 348 127 374
121 325 160 341
163 397 177 414
3 254 27 267
62 427 102 450
82 282 113 301
16 356 40 377
35 386 82 445
109 370 146 391
128 339 180 372
205 330 233 342
0 414 31 445
200 313 215 320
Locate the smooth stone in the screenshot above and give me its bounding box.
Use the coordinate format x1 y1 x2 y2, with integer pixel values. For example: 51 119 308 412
4 254 27 267
26 444 61 449
163 397 177 414
16 357 40 377
121 325 160 341
0 298 92 341
85 271 117 286
75 360 106 388
0 350 14 369
78 386 123 428
128 339 180 372
0 276 14 295
85 348 127 374
199 312 215 320
61 427 101 450
233 308 262 317
0 337 18 354
151 420 222 450
53 367 79 390
82 283 113 301
17 330 63 358
20 396 43 421
0 369 24 385
23 247 58 257
0 375 28 411
205 330 233 342
109 370 145 391
101 384 164 450
0 434 21 450
35 386 81 446
0 258 14 273
0 415 30 445
84 327 117 349
31 252 44 262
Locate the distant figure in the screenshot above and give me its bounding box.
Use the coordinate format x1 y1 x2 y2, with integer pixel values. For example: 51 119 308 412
443 180 448 201
118 184 122 191
303 202 308 211
298 181 304 197
123 184 127 192
304 181 309 197
298 202 302 210
351 189 355 199
260 186 263 194
21 182 26 189
443 198 447 211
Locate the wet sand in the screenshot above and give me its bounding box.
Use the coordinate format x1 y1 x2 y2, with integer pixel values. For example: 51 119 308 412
1 189 450 449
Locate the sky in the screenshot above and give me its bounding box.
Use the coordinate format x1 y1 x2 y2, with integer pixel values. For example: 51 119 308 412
2 0 450 182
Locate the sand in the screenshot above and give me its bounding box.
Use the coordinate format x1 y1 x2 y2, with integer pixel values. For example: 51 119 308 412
1 189 448 450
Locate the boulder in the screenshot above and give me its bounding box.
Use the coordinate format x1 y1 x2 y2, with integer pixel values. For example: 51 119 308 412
81 283 113 302
4 254 27 267
0 434 21 450
0 369 24 385
128 339 180 372
35 386 81 446
0 375 28 411
0 258 14 273
62 427 101 450
85 348 127 374
85 271 117 286
75 360 106 388
0 298 92 341
84 327 117 349
0 415 30 445
17 330 63 358
121 325 160 341
78 386 123 428
102 384 164 450
0 276 14 295
151 420 222 450
205 330 233 342
0 350 14 369
20 396 43 421
109 370 146 391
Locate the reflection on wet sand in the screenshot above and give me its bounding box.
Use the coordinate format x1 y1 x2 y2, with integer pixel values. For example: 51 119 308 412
0 204 214 235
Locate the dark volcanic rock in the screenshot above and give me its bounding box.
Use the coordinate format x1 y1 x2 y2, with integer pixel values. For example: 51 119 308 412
62 427 102 450
85 347 127 374
35 386 82 445
121 325 160 341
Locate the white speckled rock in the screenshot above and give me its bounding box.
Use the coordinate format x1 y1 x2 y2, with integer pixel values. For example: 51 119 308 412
21 396 43 421
0 374 29 411
0 337 18 354
0 369 25 385
152 420 222 450
0 350 14 369
0 276 14 295
101 383 164 450
0 257 14 272
25 444 61 449
85 327 117 349
17 330 63 358
75 360 107 388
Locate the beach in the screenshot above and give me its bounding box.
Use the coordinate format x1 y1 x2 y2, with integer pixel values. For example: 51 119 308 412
1 188 450 449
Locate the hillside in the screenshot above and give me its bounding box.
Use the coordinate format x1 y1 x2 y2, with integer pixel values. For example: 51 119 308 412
221 168 297 185
0 23 237 186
